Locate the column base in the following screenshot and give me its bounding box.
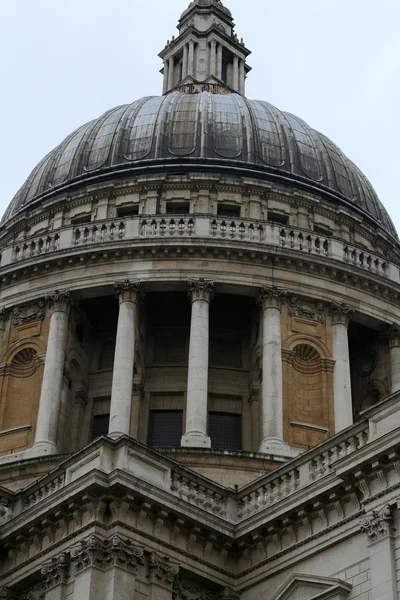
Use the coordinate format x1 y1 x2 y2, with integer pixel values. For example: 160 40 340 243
29 440 59 456
259 437 301 459
181 433 211 448
107 431 127 440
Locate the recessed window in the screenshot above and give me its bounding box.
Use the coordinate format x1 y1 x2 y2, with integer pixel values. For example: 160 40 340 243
268 212 288 225
71 215 92 225
217 204 241 218
117 205 139 217
166 202 190 214
314 225 332 237
148 410 183 447
208 412 242 450
91 414 110 440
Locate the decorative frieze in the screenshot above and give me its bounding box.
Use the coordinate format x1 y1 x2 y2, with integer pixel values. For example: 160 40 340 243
12 302 45 325
287 295 325 322
360 504 394 542
187 278 215 303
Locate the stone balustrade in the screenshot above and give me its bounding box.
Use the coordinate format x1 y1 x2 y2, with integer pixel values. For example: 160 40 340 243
1 215 398 283
170 471 228 518
24 474 65 509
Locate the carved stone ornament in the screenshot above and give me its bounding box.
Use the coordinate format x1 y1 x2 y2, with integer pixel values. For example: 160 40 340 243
0 307 9 325
149 552 180 588
70 535 105 573
259 286 287 310
173 578 217 600
44 289 71 313
329 301 354 327
0 589 17 600
188 278 215 303
104 535 144 573
41 552 70 589
360 504 394 541
12 301 46 326
114 280 142 303
0 501 11 525
287 295 325 322
217 588 241 600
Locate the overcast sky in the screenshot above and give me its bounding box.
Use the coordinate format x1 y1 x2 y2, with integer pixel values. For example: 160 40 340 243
1 0 400 232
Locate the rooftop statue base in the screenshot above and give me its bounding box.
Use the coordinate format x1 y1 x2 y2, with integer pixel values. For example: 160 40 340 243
259 437 301 459
181 433 212 448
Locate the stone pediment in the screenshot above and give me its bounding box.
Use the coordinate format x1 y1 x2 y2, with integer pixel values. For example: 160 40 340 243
270 574 351 600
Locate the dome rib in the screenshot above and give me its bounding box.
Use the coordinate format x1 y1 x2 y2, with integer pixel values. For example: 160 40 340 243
3 92 396 239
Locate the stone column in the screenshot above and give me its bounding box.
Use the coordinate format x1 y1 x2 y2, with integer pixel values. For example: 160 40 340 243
0 308 7 362
33 290 71 455
360 505 397 600
217 43 223 80
330 302 353 432
387 324 400 393
181 279 214 448
233 55 239 91
182 44 188 80
109 280 141 439
163 60 169 94
259 287 292 456
239 59 245 94
148 553 179 600
168 57 174 91
210 40 217 76
188 40 195 77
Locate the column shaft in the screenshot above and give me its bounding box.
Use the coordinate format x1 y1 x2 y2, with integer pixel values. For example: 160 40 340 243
163 61 169 94
239 59 245 94
217 44 223 79
233 56 239 91
388 326 400 393
109 282 140 439
182 44 188 80
34 291 70 455
210 40 217 76
167 57 174 91
331 304 353 432
181 280 214 448
188 40 195 77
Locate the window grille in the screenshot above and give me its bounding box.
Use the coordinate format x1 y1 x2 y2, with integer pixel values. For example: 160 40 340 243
208 412 242 450
148 410 183 447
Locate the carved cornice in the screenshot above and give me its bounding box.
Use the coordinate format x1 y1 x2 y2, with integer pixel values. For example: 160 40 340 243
360 504 394 542
259 286 287 311
188 278 215 303
149 552 179 588
114 280 142 304
44 290 71 313
329 301 354 327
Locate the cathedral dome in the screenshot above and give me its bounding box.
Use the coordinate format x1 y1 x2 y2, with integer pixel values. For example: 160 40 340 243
3 92 396 239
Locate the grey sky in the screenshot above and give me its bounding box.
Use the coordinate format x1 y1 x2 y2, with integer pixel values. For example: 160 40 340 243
1 0 400 232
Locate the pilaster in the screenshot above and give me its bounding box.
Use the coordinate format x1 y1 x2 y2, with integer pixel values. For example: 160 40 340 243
148 553 179 600
329 302 354 432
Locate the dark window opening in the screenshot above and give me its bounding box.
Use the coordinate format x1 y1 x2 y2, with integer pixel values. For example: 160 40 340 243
268 212 288 225
148 410 183 447
166 202 190 214
71 215 92 226
117 205 139 217
217 204 240 218
208 412 242 450
91 414 110 440
221 59 228 84
76 324 85 345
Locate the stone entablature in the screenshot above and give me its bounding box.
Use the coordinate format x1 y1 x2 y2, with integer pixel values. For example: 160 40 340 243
0 392 399 593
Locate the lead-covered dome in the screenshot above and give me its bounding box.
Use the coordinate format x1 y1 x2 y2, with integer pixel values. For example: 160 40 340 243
3 92 397 238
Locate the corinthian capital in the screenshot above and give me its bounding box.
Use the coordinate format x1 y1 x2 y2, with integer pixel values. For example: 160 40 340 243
385 323 400 349
148 552 179 588
329 302 354 327
114 280 142 303
45 290 71 313
188 278 215 302
360 504 393 542
259 286 287 310
41 552 70 590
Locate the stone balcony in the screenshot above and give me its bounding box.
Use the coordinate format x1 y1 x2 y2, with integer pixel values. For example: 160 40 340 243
1 215 399 285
